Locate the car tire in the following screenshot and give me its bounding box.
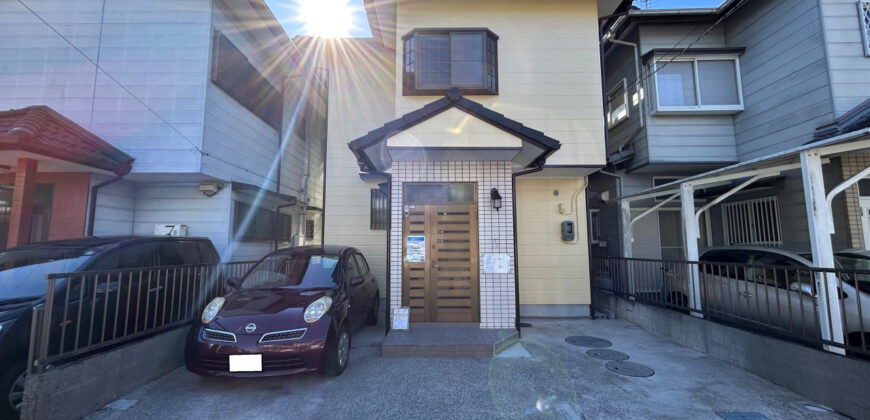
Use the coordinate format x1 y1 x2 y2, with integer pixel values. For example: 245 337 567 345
1 362 26 419
365 293 379 326
323 325 350 377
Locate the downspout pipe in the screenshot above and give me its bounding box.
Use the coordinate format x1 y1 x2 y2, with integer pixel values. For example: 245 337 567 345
511 161 545 338
86 168 130 237
384 173 392 336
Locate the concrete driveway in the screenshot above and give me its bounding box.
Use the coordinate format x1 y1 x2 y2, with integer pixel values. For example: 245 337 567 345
86 318 845 420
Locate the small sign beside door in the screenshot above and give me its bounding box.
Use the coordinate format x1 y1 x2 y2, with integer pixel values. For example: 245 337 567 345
392 307 410 330
481 253 512 274
406 235 426 262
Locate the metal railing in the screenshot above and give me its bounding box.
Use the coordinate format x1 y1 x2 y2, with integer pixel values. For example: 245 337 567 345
28 261 256 373
592 256 870 358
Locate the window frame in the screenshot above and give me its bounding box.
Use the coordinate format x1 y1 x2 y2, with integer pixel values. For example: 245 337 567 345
402 28 499 96
607 78 630 128
649 55 744 115
589 209 601 244
370 188 389 230
860 2 870 57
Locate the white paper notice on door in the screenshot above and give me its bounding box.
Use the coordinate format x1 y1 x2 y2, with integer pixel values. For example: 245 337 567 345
406 236 425 262
481 253 512 274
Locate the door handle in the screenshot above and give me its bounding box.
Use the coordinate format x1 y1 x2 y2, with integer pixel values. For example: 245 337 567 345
431 264 440 269
739 291 753 298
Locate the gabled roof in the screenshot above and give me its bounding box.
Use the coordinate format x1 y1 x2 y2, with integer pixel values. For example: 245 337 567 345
0 106 134 175
348 88 561 173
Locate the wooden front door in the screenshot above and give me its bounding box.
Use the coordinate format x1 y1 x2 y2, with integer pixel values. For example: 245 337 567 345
402 185 479 323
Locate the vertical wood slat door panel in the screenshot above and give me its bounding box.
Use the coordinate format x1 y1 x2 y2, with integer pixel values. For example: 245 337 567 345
430 204 479 322
402 206 429 322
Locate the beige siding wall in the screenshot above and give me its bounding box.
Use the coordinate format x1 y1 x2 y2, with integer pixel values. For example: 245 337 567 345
516 177 590 305
395 0 606 167
323 42 395 290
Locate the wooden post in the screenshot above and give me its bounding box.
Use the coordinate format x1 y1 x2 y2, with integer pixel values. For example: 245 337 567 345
7 158 38 248
800 150 846 354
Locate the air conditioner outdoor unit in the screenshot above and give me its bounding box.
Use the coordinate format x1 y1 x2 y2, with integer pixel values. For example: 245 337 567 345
154 224 188 236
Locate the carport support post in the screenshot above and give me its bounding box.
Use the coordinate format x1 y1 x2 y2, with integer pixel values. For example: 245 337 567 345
620 200 635 296
800 150 846 355
680 183 703 317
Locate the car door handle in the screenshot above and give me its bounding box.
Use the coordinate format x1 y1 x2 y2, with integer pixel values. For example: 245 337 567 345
738 291 753 298
148 286 164 293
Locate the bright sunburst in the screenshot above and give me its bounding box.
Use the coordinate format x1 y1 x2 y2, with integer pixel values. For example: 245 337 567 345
296 0 357 38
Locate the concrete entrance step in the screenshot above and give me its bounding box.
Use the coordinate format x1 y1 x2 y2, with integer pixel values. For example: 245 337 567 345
381 327 518 358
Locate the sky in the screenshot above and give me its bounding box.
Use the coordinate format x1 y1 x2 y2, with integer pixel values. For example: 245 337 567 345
264 0 725 39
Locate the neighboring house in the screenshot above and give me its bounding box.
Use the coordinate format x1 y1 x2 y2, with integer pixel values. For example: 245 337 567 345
590 0 870 261
0 0 327 260
315 0 626 329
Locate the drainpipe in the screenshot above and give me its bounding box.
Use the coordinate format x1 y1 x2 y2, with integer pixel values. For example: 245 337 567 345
384 173 392 336
86 171 128 237
511 161 546 338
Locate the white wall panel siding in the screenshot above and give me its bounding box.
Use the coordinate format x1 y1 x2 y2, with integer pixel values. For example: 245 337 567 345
131 183 234 259
0 0 211 173
323 42 394 289
726 0 835 160
819 0 870 115
89 174 135 236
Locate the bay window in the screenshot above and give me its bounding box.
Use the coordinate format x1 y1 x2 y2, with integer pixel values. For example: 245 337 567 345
650 56 743 114
402 28 498 96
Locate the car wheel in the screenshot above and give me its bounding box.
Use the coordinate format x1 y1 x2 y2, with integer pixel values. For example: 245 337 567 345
323 325 350 377
1 363 26 419
366 292 379 326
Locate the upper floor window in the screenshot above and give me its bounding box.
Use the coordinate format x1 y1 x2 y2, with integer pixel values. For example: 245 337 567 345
860 2 870 56
402 28 498 96
212 31 283 131
649 56 743 115
607 79 629 128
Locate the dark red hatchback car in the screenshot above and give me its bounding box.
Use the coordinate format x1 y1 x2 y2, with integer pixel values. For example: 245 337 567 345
185 246 379 377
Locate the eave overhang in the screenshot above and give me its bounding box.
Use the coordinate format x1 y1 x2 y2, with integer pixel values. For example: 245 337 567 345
348 88 561 173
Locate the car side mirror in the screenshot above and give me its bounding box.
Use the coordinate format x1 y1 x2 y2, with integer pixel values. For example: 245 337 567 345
225 277 241 292
350 276 365 287
789 282 814 296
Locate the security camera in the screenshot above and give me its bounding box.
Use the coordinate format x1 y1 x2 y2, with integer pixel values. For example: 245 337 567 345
199 182 224 197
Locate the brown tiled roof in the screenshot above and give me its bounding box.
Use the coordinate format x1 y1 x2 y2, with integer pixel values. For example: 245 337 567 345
0 106 133 175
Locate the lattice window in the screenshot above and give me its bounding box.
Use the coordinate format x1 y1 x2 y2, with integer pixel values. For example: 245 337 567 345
861 2 870 56
722 197 782 246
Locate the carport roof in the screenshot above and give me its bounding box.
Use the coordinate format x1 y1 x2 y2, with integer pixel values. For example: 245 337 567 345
348 88 561 173
0 106 134 175
612 127 870 202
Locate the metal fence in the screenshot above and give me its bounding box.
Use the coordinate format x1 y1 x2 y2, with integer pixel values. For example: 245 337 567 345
591 256 870 358
27 261 257 374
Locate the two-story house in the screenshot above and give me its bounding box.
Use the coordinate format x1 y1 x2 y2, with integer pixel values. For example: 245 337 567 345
0 0 327 260
314 0 626 335
591 0 870 264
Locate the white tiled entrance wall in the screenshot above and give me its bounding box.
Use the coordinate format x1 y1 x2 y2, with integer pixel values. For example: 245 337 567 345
390 161 515 329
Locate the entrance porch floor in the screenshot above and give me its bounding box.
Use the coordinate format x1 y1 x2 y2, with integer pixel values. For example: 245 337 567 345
381 325 518 357
87 317 845 419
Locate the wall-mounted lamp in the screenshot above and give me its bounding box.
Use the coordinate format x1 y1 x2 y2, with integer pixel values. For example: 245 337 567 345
490 188 502 211
198 182 224 198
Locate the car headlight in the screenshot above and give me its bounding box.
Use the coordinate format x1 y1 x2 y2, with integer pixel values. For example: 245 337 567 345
201 297 225 324
303 296 332 323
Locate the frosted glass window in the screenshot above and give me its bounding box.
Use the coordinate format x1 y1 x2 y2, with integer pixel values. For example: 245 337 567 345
656 61 697 107
698 60 740 105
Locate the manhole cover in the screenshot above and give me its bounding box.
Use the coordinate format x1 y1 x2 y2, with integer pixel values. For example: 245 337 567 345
605 360 654 377
565 336 612 348
519 322 533 328
586 348 629 361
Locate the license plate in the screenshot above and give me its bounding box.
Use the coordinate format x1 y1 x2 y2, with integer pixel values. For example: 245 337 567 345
229 354 262 372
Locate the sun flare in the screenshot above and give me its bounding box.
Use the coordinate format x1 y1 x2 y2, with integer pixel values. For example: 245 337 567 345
296 0 356 38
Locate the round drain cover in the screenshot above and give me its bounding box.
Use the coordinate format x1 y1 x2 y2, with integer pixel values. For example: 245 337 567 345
565 336 612 348
605 361 654 377
586 349 629 361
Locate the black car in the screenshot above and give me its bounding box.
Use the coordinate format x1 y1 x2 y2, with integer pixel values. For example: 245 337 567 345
0 236 220 418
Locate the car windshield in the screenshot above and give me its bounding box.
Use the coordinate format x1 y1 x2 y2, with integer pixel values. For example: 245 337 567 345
0 247 95 271
240 254 340 290
0 256 92 300
834 254 870 294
